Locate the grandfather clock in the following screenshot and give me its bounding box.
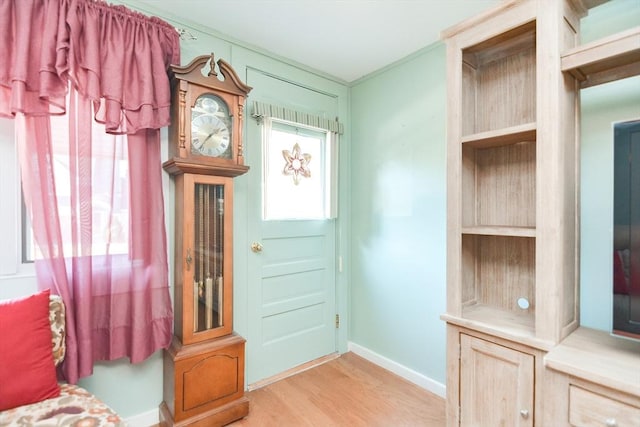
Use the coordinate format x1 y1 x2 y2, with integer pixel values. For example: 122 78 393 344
160 53 251 427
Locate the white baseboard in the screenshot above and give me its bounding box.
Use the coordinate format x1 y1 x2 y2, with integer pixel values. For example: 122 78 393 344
347 341 446 398
125 408 158 427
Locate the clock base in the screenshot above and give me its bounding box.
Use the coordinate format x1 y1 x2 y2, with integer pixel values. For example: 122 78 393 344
161 334 248 426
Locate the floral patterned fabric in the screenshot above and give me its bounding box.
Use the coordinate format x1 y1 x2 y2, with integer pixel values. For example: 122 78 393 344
0 296 125 426
49 296 66 367
0 383 125 426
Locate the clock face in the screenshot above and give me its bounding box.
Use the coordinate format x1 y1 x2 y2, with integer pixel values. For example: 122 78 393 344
191 94 232 158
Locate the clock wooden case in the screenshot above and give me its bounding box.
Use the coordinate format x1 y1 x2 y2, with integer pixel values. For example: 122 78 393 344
161 54 252 427
163 53 252 178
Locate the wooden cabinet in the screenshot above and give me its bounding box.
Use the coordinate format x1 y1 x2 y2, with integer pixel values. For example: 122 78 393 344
544 327 640 426
569 385 640 427
459 334 534 427
444 1 640 426
447 325 546 427
161 334 248 426
442 1 584 425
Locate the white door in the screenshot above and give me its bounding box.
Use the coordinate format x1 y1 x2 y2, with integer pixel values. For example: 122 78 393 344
245 69 338 385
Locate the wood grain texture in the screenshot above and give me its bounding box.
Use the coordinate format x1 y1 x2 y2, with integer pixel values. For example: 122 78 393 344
443 1 581 423
471 141 536 228
229 352 445 427
461 234 535 317
562 26 640 87
475 44 536 132
569 385 640 426
534 0 580 344
163 334 247 425
176 174 235 345
545 327 640 398
543 365 640 427
448 0 581 346
442 0 640 425
460 334 534 427
461 122 536 148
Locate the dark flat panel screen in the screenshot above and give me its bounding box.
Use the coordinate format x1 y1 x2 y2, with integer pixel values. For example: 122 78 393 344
613 120 640 340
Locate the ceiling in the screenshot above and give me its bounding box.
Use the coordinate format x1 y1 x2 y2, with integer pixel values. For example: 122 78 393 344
133 0 502 82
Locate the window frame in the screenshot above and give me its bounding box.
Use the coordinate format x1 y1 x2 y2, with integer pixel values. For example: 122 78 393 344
261 118 338 221
0 117 35 277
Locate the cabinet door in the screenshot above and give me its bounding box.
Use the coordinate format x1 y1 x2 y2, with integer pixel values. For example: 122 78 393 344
460 334 534 427
176 173 235 344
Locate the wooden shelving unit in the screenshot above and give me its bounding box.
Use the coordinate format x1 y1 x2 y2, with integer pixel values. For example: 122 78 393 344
443 1 640 425
442 0 583 425
460 122 537 148
445 2 578 347
540 16 640 427
461 225 536 237
562 26 640 88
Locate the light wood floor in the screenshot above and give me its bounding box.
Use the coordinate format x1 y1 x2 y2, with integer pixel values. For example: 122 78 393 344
229 352 446 427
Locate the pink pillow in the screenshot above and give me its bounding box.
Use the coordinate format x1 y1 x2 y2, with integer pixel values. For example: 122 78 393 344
0 289 60 410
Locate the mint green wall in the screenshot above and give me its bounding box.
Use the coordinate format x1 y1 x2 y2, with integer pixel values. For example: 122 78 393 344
580 0 640 44
350 43 448 384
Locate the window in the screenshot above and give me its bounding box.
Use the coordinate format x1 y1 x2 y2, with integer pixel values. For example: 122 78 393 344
263 119 337 220
0 117 22 275
22 114 130 262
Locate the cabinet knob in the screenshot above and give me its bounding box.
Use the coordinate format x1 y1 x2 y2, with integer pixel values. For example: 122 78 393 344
605 419 617 427
251 242 263 253
519 409 529 419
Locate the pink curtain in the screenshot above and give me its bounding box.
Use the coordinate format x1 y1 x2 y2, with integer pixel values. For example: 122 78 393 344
1 0 180 383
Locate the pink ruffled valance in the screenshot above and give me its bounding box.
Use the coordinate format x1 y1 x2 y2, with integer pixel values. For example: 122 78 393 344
0 0 180 134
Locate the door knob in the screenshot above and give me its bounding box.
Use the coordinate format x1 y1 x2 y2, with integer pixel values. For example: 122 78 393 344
251 242 263 253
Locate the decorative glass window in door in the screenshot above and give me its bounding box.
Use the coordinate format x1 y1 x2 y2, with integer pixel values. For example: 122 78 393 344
263 119 337 220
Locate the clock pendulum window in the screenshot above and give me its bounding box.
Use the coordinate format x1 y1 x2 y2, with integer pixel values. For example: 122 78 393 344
159 53 252 427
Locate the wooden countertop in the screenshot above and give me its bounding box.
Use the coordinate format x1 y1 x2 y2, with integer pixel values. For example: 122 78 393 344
545 327 640 397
